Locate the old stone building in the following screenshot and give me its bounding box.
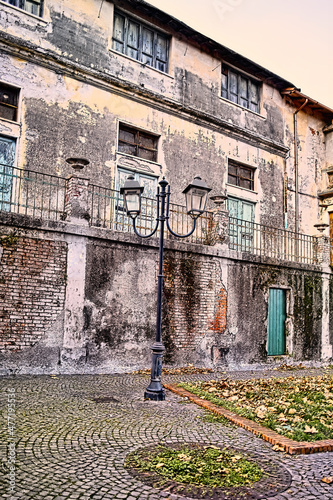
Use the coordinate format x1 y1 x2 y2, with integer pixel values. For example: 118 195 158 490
0 0 332 374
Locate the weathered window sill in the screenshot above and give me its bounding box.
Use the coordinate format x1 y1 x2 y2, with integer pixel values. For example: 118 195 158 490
109 49 174 80
219 96 266 119
0 1 47 24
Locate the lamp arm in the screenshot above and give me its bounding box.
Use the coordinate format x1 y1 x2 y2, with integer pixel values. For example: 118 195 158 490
166 217 197 238
165 185 197 238
132 187 160 238
133 217 159 238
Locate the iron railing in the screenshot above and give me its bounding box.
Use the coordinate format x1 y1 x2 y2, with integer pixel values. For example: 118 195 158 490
0 166 326 265
0 164 66 220
229 217 317 264
88 183 212 244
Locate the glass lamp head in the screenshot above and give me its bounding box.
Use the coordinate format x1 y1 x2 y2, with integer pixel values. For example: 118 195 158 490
120 175 144 219
182 176 212 219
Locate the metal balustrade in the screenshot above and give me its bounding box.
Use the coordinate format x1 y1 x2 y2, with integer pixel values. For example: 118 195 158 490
88 183 212 244
0 164 66 220
0 166 326 265
229 217 317 264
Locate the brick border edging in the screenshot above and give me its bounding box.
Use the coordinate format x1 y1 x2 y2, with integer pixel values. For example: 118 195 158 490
163 383 333 455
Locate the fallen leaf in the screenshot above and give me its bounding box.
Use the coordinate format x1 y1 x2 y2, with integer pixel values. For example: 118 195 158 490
304 425 318 434
322 477 333 484
255 406 268 419
229 395 238 402
272 444 285 452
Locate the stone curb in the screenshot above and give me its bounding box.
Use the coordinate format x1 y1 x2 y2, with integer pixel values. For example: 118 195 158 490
163 383 333 455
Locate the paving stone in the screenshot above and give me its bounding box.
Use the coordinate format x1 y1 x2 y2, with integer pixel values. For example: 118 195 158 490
0 368 333 499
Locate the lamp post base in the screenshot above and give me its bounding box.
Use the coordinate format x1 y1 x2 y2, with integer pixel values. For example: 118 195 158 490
144 342 165 401
144 388 165 401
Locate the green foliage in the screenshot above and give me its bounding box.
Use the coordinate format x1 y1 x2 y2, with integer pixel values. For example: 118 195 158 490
200 410 236 427
125 444 263 488
0 229 19 247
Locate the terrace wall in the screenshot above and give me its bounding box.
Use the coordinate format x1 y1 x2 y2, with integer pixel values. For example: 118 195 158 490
0 212 331 375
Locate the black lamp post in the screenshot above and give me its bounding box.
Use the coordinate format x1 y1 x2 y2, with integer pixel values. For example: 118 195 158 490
120 175 211 400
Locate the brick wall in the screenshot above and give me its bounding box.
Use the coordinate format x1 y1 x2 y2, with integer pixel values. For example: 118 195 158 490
163 252 226 353
0 235 67 351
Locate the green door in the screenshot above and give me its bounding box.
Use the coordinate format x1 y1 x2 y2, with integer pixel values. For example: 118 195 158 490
227 197 254 251
268 288 286 355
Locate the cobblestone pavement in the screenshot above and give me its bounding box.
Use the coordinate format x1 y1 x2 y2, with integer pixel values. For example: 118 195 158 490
1 368 333 500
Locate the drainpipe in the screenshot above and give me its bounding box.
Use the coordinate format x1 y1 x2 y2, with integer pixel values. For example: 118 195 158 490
293 98 308 233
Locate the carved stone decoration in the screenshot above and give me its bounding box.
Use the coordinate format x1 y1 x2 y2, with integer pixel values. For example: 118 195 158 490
116 154 154 173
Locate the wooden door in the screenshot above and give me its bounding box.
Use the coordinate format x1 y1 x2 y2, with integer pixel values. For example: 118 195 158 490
268 288 286 355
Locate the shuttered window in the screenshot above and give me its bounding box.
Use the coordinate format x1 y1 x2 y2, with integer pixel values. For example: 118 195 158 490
112 11 169 73
228 160 255 191
0 83 19 122
221 64 260 113
2 0 43 17
118 124 158 162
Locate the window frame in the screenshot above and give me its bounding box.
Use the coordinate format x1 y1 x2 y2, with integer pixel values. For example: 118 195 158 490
221 63 261 113
227 160 255 192
112 10 169 73
118 124 159 163
0 83 20 123
2 0 44 17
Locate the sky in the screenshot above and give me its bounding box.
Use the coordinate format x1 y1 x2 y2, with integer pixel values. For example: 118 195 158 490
147 0 333 109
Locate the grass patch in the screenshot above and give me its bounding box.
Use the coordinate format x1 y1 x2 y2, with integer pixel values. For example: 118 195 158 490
200 410 236 427
125 444 263 488
179 374 333 442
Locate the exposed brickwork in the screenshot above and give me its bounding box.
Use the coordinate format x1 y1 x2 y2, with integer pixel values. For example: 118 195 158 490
0 236 67 351
165 383 333 455
163 253 226 351
209 287 227 333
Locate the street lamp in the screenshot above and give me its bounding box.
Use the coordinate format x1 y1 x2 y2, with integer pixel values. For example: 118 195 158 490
120 175 211 401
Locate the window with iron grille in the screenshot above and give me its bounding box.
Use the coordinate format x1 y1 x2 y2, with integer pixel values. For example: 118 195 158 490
2 0 43 16
0 83 19 122
112 10 169 73
221 64 260 113
228 160 255 191
118 124 158 162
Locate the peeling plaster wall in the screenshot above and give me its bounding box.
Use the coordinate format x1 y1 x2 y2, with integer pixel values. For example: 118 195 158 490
0 0 330 233
82 240 157 370
227 263 324 366
0 0 332 373
0 217 330 375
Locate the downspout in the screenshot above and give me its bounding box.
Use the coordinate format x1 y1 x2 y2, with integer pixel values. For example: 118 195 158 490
293 98 308 233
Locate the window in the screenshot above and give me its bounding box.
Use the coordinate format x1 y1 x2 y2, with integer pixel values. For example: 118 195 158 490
0 83 19 122
228 160 255 191
118 124 158 162
112 11 169 72
2 0 43 16
221 64 260 113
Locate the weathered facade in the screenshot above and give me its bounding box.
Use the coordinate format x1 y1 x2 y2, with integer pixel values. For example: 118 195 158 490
0 0 332 374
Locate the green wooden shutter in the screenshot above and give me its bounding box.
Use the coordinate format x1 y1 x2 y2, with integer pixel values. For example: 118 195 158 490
268 288 286 355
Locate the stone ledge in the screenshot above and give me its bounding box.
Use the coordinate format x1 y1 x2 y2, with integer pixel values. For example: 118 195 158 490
163 383 333 455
